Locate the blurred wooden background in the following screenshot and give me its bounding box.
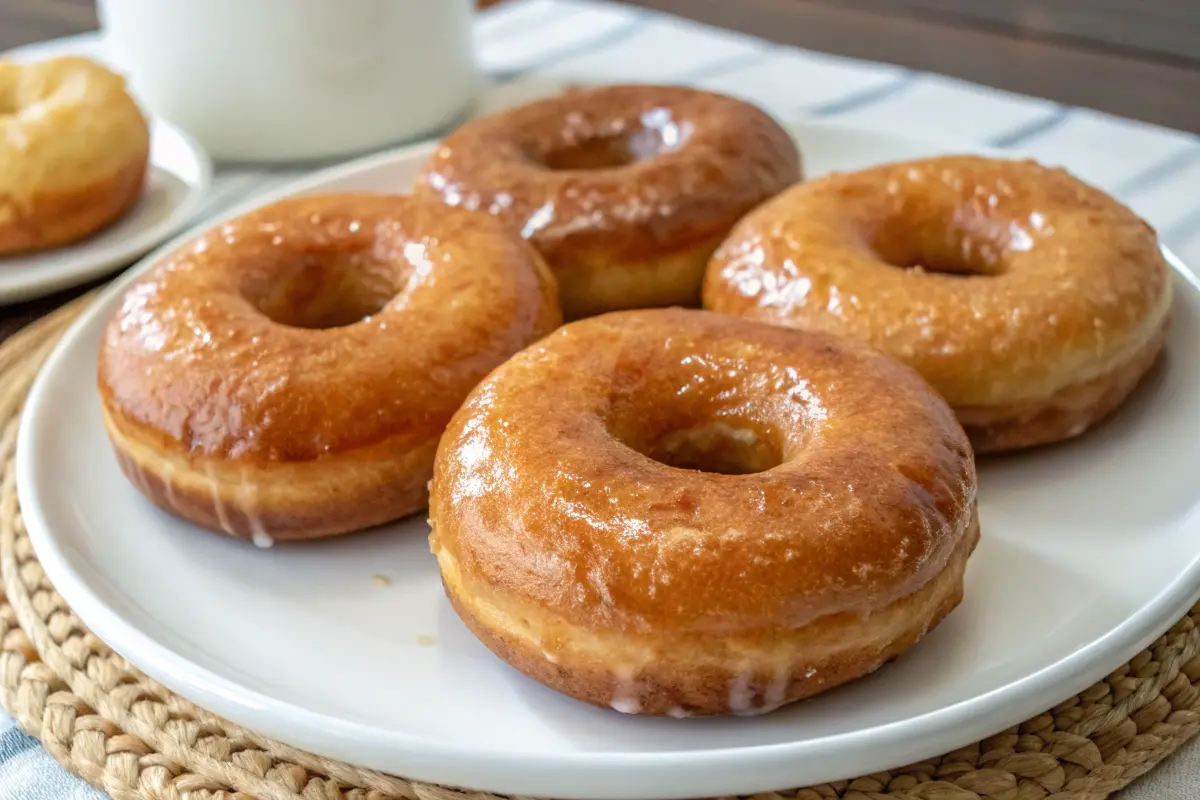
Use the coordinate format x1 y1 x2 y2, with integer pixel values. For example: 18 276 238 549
623 0 1200 133
2 0 1198 133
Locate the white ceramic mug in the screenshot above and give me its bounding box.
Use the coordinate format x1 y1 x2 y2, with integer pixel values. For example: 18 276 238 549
96 0 481 163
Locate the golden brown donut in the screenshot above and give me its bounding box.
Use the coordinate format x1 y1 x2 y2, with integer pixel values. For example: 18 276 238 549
430 308 978 717
412 84 801 320
0 56 150 255
703 155 1173 453
99 193 561 544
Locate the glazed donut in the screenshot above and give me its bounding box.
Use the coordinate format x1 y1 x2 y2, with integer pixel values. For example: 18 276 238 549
412 84 801 320
99 193 561 543
430 308 978 717
0 56 150 255
703 155 1172 453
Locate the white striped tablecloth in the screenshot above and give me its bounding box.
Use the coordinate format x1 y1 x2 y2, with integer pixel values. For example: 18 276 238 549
2 1 1198 797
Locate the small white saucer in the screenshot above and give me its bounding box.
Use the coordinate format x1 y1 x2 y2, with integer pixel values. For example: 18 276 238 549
0 37 212 304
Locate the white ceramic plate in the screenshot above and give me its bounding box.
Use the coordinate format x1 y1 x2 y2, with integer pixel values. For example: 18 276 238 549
0 39 212 304
18 121 1200 800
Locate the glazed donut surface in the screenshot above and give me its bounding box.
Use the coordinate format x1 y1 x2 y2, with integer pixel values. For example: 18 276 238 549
413 83 801 319
703 155 1172 452
430 308 978 716
99 193 561 542
0 56 150 255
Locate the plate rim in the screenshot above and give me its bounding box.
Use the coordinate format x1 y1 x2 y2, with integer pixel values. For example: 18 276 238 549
15 118 1200 800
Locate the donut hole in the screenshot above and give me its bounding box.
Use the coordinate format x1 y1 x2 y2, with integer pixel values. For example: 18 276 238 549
872 233 1005 276
633 421 783 475
248 251 400 329
869 210 1025 276
538 111 690 171
542 135 641 171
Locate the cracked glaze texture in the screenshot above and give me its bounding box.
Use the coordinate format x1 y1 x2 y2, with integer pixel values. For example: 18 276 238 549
431 308 976 635
703 156 1173 411
412 84 801 318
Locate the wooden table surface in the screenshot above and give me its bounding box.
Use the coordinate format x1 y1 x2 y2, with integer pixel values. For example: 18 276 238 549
0 0 1195 337
621 0 1200 135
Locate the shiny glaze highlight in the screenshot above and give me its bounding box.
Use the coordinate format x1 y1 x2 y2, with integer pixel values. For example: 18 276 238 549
99 193 561 540
413 84 801 319
703 155 1172 452
431 308 977 714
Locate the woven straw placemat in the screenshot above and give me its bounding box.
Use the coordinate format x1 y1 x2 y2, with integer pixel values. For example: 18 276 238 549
2 300 1200 800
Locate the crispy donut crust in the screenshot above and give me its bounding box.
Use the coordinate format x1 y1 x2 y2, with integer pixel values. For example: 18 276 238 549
430 308 978 715
0 56 150 254
702 155 1172 453
413 84 801 319
99 193 562 541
